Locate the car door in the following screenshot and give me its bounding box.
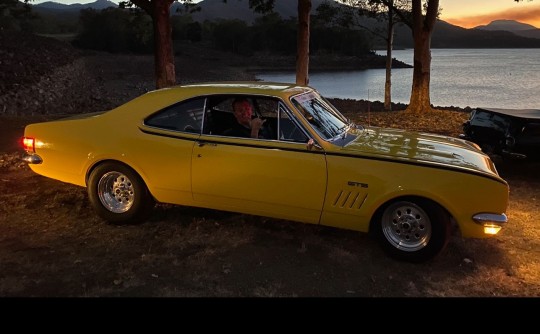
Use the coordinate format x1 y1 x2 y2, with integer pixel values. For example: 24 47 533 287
137 97 205 205
191 98 327 224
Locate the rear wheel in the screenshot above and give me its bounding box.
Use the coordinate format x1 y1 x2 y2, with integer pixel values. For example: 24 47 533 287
88 162 155 224
372 198 451 262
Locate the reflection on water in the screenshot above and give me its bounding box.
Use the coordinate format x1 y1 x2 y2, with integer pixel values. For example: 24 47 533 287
256 49 540 109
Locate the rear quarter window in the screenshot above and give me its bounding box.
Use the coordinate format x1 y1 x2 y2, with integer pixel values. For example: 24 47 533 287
145 98 205 133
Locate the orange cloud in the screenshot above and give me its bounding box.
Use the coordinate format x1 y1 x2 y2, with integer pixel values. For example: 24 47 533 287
445 4 540 28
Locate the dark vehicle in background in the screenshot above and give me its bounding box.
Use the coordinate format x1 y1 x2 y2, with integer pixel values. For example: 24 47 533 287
461 107 540 161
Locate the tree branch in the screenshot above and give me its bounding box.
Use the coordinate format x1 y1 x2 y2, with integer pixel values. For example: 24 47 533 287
379 0 411 28
424 0 439 31
130 0 153 15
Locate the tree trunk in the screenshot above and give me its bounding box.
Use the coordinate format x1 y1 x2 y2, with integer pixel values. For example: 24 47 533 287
406 0 438 113
296 0 311 85
407 32 432 113
152 0 176 89
384 3 394 111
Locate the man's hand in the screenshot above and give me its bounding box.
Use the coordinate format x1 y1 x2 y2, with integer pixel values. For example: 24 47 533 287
250 117 266 138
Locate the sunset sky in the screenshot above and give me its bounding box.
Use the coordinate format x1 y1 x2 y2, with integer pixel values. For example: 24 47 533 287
441 0 540 28
33 0 540 29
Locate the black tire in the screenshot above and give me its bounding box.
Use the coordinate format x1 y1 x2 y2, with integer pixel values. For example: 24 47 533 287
371 198 451 263
87 162 155 224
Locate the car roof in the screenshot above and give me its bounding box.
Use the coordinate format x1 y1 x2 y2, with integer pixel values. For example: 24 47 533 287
110 81 315 119
159 81 312 97
477 107 540 120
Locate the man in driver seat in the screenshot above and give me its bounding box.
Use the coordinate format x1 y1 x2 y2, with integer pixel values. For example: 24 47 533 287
224 98 267 139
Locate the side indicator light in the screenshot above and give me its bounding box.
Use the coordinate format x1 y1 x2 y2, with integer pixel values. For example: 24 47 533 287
484 224 502 235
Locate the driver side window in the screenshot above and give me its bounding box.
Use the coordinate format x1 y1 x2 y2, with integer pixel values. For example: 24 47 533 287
201 95 309 143
278 104 309 143
204 95 280 140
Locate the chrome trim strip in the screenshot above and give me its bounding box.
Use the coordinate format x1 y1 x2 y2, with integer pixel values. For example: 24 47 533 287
472 213 508 225
139 126 508 185
23 153 43 164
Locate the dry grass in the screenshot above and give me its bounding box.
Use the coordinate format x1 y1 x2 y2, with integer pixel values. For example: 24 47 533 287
1 137 539 297
0 47 538 297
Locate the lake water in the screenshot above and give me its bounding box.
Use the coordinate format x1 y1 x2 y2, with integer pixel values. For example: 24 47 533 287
255 49 540 109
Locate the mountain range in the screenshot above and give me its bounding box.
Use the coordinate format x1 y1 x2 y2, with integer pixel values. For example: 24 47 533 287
35 0 117 11
32 0 540 48
474 19 540 39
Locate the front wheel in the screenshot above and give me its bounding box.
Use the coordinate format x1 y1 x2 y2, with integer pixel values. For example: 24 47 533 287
88 162 155 224
372 198 451 263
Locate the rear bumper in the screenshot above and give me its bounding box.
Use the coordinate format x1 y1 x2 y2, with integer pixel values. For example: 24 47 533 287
22 153 43 164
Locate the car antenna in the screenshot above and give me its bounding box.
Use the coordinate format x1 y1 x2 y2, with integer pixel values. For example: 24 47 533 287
367 89 371 127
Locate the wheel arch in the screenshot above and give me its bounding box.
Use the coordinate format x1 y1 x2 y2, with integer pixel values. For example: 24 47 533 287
368 195 454 235
368 195 455 262
85 159 151 197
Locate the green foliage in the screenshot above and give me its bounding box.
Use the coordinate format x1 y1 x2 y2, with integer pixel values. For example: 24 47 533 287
171 14 202 42
210 19 250 54
0 0 37 31
204 13 372 56
312 24 372 55
29 12 79 34
73 7 153 53
249 13 296 54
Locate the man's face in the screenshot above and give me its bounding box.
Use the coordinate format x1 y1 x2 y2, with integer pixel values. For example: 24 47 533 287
233 101 252 124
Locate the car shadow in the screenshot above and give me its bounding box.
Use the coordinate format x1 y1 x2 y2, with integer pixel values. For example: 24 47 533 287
495 159 540 181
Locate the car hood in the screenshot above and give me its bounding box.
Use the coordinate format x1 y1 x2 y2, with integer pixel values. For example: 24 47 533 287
340 127 500 178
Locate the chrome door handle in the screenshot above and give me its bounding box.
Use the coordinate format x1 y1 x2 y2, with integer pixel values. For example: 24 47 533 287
196 141 217 147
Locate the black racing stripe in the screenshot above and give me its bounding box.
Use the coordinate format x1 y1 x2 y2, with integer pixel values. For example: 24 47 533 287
326 151 508 185
139 127 326 155
140 127 507 186
140 127 200 141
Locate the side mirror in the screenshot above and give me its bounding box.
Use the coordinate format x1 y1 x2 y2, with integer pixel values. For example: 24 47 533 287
306 138 322 151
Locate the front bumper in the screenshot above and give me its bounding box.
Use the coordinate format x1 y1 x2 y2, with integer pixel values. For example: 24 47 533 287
472 212 508 235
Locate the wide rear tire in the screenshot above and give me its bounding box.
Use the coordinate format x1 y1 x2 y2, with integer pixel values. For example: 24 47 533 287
88 162 155 224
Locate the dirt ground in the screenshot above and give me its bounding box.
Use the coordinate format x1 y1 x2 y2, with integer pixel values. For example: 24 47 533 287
0 34 539 297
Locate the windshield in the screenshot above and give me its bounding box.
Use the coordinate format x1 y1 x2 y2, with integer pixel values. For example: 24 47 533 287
291 91 350 140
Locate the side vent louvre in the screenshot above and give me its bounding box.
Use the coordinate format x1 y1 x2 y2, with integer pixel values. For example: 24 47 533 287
332 190 367 209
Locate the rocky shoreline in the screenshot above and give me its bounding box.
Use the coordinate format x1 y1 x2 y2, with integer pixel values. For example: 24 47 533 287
0 32 419 117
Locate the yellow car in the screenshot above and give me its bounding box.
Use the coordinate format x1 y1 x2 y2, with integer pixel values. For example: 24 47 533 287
22 82 509 262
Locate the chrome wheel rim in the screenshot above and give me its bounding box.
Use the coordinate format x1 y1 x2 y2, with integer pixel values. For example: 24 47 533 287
381 201 432 252
97 171 135 213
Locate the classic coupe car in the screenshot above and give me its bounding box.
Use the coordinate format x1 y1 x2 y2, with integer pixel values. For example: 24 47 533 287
461 107 540 161
22 82 509 262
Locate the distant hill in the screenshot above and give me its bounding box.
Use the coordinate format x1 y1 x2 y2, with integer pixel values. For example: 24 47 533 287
474 19 537 31
474 19 540 40
29 1 540 48
391 19 540 49
179 0 329 23
431 20 540 48
34 0 117 11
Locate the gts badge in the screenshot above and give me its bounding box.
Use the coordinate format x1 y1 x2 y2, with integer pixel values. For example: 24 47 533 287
348 181 368 188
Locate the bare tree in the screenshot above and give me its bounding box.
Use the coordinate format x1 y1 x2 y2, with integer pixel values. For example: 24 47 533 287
249 0 311 85
377 0 439 113
405 0 438 113
296 0 311 85
120 0 198 89
326 0 409 110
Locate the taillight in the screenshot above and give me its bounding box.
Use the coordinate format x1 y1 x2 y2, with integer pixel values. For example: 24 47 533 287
22 137 35 152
